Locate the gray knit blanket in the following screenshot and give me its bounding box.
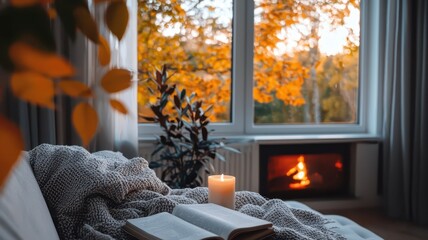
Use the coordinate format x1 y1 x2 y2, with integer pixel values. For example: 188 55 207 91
29 144 344 240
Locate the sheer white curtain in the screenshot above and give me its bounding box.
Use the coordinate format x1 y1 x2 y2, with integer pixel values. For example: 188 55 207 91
89 0 138 157
380 0 428 225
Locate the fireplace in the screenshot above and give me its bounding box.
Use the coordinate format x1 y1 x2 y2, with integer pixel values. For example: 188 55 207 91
259 143 351 199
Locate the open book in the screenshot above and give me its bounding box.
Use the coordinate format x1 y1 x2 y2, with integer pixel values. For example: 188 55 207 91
123 203 274 240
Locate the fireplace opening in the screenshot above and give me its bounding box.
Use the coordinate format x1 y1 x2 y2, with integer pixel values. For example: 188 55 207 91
259 143 351 199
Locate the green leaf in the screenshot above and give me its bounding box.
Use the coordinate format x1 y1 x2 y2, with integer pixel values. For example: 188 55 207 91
174 95 181 109
160 136 167 144
105 0 128 41
182 120 192 129
160 98 168 110
166 86 175 95
215 152 225 161
220 145 241 154
161 167 173 180
160 84 167 93
202 120 210 126
140 116 156 122
180 89 186 100
147 86 155 95
155 70 162 85
161 69 168 84
205 105 213 113
176 142 193 150
202 127 208 141
201 157 215 173
151 144 165 156
149 161 162 169
161 64 167 80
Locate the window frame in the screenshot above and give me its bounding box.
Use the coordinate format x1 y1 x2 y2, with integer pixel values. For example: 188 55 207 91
138 0 381 138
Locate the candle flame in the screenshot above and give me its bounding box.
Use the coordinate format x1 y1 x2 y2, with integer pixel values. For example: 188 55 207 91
220 174 224 182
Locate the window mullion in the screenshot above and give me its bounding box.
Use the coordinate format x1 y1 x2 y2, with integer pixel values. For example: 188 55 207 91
211 0 248 135
243 0 255 135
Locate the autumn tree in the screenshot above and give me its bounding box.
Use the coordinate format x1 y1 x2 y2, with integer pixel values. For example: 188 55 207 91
253 0 360 124
138 0 232 122
137 0 360 124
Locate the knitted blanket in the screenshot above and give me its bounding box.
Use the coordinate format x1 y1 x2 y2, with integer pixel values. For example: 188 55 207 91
29 144 344 240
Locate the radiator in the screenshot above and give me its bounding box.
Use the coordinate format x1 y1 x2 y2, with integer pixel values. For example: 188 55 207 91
139 142 258 192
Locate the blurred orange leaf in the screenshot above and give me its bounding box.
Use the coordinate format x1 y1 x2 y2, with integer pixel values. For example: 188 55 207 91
101 68 132 93
109 99 128 114
0 116 24 190
74 5 100 44
10 71 55 108
98 35 111 66
9 42 75 78
58 80 93 98
105 0 128 41
94 0 112 4
47 8 57 19
10 0 38 7
72 102 98 147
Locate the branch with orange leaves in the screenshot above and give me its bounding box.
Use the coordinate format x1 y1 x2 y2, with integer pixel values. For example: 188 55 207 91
0 0 133 190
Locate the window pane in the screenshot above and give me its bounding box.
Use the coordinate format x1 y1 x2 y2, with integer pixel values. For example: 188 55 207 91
137 0 233 123
253 0 360 125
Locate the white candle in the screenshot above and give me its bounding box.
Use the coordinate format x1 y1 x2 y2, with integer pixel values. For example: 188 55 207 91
208 174 235 209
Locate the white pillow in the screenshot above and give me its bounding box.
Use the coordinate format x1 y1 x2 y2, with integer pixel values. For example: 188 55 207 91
0 152 59 240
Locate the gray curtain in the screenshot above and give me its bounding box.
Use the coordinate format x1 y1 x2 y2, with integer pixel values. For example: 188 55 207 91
380 0 428 225
0 1 138 157
0 14 80 149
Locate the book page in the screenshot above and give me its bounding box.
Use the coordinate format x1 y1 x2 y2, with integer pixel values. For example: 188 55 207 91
124 212 222 240
172 203 273 240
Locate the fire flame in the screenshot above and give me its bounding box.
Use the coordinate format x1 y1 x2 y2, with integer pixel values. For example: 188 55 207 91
286 155 310 189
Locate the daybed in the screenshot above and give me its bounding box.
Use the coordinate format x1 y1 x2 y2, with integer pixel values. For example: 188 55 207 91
0 146 382 240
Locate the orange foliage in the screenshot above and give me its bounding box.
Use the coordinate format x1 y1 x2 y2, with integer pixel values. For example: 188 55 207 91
98 35 111 66
9 42 75 78
72 103 99 147
10 71 55 109
0 0 132 188
58 80 93 98
0 116 24 189
137 0 359 123
110 99 128 115
137 0 232 122
101 68 133 93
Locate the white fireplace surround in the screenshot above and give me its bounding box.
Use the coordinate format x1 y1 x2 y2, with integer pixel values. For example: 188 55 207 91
139 139 380 211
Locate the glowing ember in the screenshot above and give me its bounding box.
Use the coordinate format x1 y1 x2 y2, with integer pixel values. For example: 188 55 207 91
286 155 311 189
335 161 343 170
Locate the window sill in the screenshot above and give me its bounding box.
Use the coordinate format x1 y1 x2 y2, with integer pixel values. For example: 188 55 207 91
139 133 381 145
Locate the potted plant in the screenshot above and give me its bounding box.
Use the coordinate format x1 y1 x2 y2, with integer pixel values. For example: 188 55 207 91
141 66 240 189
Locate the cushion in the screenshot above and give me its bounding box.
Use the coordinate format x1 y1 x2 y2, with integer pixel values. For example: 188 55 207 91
285 201 382 240
0 152 59 240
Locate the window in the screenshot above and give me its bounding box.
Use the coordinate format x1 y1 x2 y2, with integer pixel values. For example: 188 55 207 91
253 0 360 125
137 0 233 123
138 0 379 137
